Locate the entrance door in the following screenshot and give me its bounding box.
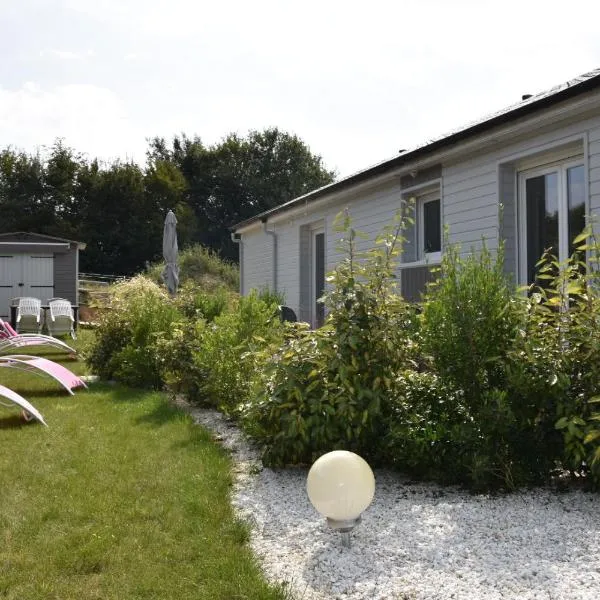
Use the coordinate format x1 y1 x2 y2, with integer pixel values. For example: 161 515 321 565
0 256 19 320
518 161 585 284
311 228 325 328
0 254 54 320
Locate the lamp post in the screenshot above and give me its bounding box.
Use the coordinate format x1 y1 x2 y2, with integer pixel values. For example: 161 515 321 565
306 450 375 547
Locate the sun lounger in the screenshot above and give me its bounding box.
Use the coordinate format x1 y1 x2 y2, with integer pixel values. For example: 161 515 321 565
0 383 47 426
0 318 76 355
0 355 87 395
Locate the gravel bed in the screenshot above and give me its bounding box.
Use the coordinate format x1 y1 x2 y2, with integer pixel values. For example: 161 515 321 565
178 400 600 600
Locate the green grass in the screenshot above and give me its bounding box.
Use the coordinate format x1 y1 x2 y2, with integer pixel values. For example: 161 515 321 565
0 334 287 600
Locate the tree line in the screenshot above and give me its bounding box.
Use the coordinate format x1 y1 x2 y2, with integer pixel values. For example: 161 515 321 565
0 128 335 275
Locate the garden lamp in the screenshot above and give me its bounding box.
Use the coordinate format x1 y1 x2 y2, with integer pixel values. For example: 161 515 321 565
306 450 375 547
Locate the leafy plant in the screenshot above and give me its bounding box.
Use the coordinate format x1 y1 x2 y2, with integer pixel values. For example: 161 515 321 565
160 291 283 412
242 207 419 466
86 276 180 388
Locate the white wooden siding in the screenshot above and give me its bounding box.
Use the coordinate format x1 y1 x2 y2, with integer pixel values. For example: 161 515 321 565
241 229 273 294
590 128 600 216
241 106 600 316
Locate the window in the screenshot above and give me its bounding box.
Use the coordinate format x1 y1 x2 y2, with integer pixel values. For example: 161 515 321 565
418 193 442 261
311 226 325 328
518 161 585 284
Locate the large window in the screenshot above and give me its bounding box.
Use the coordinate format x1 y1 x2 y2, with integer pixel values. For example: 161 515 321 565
518 161 585 284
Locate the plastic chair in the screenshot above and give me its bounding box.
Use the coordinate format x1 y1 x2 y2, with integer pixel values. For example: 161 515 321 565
16 297 42 334
47 298 76 340
0 318 76 355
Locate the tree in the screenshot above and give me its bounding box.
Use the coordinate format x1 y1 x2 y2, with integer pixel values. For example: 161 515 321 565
147 128 336 260
0 128 335 274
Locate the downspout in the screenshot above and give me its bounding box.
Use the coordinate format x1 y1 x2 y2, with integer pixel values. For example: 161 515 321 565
230 232 243 295
261 219 277 293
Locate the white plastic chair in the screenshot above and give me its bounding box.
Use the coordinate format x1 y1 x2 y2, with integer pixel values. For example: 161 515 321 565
16 297 42 334
47 298 76 339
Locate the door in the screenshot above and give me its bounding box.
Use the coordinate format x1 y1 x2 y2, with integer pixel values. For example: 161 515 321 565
0 256 20 319
311 228 325 328
518 161 585 284
0 254 54 320
22 254 55 299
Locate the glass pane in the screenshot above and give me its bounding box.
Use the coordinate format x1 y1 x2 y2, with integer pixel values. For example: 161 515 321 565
314 232 325 327
423 199 441 254
567 165 585 257
525 173 558 283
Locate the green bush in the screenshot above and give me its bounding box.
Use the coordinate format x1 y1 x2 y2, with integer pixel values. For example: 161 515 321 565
242 209 419 466
147 243 239 291
420 241 520 404
507 237 600 485
172 281 232 321
417 241 552 489
382 371 468 481
160 291 283 413
86 276 180 388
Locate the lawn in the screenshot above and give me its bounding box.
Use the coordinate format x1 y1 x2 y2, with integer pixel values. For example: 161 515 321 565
0 332 286 600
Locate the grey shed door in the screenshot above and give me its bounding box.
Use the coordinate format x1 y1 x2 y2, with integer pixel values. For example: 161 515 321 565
0 254 54 319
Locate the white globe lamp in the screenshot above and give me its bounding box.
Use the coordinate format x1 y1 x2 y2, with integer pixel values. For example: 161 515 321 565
306 450 375 546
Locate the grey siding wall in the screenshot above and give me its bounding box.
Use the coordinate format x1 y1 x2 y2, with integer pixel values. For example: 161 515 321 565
53 250 78 304
400 266 438 302
590 124 600 218
240 228 273 294
240 106 600 318
445 113 600 269
0 233 81 307
241 180 405 319
499 164 517 280
443 156 499 256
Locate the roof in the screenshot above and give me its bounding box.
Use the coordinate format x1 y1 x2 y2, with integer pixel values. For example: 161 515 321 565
0 232 86 250
233 67 600 231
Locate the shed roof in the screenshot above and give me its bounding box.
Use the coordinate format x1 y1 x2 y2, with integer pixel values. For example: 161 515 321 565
0 232 86 250
233 67 600 231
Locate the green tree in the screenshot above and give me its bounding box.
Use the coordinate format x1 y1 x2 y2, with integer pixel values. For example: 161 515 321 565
148 128 336 260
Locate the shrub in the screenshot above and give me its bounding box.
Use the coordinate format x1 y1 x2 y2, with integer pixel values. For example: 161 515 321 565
160 291 283 413
147 243 239 291
417 241 555 489
420 241 520 404
507 236 600 485
172 281 232 321
242 209 419 466
86 276 180 388
382 371 468 481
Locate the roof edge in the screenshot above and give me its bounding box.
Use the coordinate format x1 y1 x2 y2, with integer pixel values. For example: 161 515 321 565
232 68 600 231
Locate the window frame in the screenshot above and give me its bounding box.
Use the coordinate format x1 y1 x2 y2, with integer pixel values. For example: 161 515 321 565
417 191 442 262
517 157 585 285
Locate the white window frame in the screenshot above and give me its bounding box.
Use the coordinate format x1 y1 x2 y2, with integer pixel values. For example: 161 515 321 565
517 157 585 284
417 191 442 263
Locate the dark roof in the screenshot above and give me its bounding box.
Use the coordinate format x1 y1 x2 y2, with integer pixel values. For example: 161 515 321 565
0 232 86 248
233 67 600 230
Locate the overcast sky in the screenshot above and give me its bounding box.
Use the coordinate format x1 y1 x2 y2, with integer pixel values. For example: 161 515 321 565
1 0 599 179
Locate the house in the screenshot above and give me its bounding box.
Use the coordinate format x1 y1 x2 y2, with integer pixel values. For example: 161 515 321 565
0 232 86 322
232 68 600 327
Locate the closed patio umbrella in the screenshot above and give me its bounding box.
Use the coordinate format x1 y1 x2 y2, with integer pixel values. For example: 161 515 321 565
162 210 179 296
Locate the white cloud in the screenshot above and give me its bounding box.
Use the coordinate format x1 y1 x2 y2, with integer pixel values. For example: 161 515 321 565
39 49 84 60
5 0 600 177
0 83 144 163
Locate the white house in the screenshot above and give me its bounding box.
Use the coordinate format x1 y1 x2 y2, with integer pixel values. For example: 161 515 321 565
232 68 600 327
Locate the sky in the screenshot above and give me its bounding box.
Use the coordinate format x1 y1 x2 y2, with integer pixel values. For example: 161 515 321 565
1 0 599 179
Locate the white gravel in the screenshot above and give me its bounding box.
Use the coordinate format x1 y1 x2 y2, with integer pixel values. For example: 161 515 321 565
178 400 600 600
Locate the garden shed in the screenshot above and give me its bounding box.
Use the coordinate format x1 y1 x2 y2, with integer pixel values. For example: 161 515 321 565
0 232 86 322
